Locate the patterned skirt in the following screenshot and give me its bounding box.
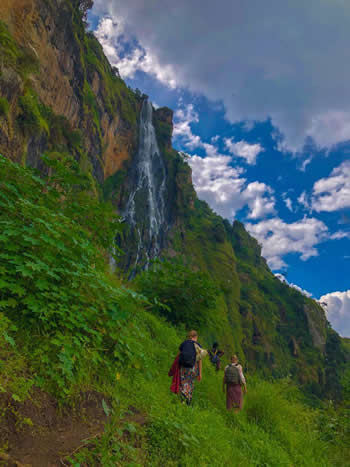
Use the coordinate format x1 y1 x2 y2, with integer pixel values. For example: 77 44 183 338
180 363 199 403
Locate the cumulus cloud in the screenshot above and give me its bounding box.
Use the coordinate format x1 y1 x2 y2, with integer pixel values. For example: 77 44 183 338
94 17 176 87
319 290 350 337
245 217 329 269
93 0 350 150
172 104 275 220
310 161 350 212
224 138 264 165
275 273 312 297
173 105 201 149
189 153 276 219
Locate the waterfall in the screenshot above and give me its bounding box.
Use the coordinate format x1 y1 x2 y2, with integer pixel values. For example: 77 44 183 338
124 99 167 269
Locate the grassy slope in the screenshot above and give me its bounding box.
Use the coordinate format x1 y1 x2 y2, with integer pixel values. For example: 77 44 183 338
0 150 348 466
0 3 349 464
162 154 330 390
2 301 349 466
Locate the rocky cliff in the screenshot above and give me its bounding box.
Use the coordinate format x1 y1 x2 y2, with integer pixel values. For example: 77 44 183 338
0 0 139 184
0 0 348 397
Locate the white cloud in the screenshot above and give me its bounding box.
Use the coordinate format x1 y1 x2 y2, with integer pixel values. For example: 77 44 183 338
94 17 176 87
319 290 350 337
224 138 264 165
93 0 350 151
300 157 312 172
298 191 311 212
173 105 201 149
173 104 276 220
188 154 275 220
310 161 350 212
282 192 294 212
275 273 312 297
329 231 350 240
246 217 329 269
244 182 275 219
284 197 293 212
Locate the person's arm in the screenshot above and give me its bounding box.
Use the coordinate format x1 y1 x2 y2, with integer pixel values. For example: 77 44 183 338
238 365 247 393
197 359 202 381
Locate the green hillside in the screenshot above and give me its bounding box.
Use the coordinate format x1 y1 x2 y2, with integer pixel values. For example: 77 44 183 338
0 155 349 466
0 0 349 464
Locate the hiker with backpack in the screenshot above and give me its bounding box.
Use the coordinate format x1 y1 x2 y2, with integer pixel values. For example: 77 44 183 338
208 342 224 371
223 354 247 412
177 330 207 405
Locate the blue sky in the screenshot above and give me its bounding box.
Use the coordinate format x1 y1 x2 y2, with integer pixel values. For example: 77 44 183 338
89 1 350 337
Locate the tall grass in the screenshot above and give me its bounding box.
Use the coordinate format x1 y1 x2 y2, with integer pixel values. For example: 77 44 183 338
69 308 344 466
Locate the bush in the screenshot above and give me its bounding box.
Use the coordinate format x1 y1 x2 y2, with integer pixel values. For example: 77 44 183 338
135 259 219 327
0 154 132 396
17 90 49 135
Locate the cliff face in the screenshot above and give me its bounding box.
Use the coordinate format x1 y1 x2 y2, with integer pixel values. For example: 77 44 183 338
0 0 139 184
0 0 347 396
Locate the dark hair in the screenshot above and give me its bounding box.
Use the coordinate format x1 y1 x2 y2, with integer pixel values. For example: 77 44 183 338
212 342 218 349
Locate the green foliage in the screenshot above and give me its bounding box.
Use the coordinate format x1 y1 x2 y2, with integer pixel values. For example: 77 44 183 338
67 315 349 467
316 401 350 465
153 115 172 148
17 89 49 135
0 3 348 462
0 312 33 401
0 155 349 465
0 21 19 65
0 21 39 78
135 259 219 328
103 169 127 201
77 28 138 130
0 97 9 117
324 327 348 402
0 154 131 396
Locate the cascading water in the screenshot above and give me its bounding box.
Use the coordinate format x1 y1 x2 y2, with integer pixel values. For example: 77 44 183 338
124 99 167 271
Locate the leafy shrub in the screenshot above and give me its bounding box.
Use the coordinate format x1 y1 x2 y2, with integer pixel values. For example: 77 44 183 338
135 259 219 327
17 90 49 135
0 154 137 396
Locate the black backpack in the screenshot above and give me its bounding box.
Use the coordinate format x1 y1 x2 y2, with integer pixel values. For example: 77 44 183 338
224 364 241 384
179 340 196 368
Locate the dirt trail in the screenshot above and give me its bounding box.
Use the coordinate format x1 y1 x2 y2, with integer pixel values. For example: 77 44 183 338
1 390 110 467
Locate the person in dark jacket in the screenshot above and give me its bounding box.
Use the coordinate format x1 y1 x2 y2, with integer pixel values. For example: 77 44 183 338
208 342 224 371
178 330 202 405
